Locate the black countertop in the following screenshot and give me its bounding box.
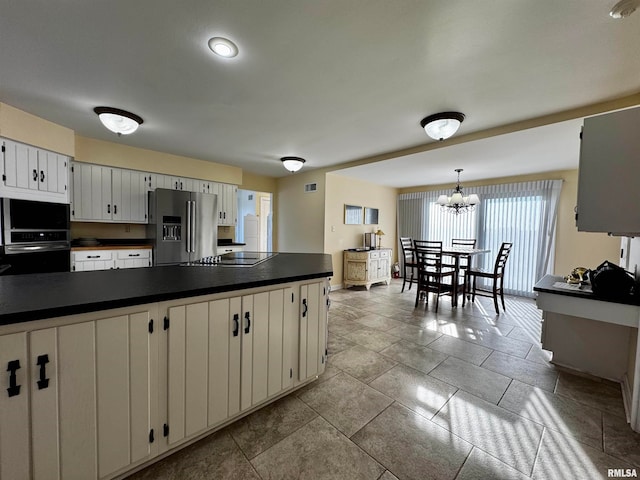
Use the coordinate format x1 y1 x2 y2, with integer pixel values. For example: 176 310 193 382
534 274 640 306
0 253 333 326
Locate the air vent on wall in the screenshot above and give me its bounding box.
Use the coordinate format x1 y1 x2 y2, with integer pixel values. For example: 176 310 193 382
304 183 317 193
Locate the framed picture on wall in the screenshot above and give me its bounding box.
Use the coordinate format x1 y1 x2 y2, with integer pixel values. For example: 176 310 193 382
364 207 379 225
344 204 363 224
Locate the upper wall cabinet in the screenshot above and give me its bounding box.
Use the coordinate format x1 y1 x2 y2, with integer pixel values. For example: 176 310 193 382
0 138 70 204
576 107 640 235
71 162 149 223
213 183 238 226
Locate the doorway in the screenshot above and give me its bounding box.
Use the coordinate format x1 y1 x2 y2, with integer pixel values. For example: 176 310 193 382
236 189 272 251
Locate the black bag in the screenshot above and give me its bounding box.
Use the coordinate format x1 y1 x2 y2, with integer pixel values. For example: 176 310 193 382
590 260 636 300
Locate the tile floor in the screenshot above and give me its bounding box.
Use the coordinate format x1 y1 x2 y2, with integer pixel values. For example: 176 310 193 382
128 280 640 480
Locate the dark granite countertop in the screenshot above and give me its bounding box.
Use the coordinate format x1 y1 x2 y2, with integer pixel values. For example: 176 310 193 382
534 274 640 306
0 253 333 325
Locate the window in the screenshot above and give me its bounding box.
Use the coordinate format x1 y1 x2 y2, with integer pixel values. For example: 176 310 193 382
398 180 562 297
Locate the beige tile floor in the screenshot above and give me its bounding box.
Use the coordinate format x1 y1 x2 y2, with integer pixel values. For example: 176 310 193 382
128 279 640 480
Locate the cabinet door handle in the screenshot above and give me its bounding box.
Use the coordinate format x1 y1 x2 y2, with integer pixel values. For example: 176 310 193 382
114 204 117 215
6 360 21 397
175 181 178 190
36 354 50 390
33 169 38 181
244 311 251 334
180 181 183 190
107 204 111 214
40 170 45 182
232 313 239 337
302 299 308 318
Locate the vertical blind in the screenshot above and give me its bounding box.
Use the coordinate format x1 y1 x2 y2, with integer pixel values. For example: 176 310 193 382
398 180 562 297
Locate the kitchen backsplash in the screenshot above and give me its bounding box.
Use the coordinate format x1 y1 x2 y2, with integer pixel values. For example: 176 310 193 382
71 222 235 241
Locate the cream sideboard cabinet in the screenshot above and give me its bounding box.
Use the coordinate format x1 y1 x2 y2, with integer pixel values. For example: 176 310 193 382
343 248 391 290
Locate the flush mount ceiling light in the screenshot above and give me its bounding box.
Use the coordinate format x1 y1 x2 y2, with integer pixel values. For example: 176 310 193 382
609 0 639 18
281 156 306 173
93 107 143 136
437 169 480 214
208 37 239 58
420 112 465 141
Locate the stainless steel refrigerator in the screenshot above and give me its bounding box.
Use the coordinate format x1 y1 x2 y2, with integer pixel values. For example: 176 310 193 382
148 188 218 265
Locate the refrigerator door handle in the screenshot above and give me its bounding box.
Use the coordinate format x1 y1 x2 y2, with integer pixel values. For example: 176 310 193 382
186 200 192 253
190 201 196 253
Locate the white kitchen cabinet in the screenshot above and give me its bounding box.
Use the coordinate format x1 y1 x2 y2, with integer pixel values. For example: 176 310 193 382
164 286 296 447
71 249 116 271
1 138 70 204
218 245 245 254
71 248 152 271
212 183 237 226
343 249 391 290
577 106 640 234
71 162 149 223
111 169 148 223
298 281 328 381
1 307 159 480
152 174 193 192
0 332 30 480
115 248 153 269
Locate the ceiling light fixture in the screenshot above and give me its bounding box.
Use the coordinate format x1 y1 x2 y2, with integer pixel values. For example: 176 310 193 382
208 37 239 58
437 169 480 214
93 106 143 136
420 112 465 141
609 0 639 18
281 156 306 173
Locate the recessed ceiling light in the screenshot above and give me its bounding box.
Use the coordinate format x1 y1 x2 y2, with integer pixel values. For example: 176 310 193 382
208 37 239 58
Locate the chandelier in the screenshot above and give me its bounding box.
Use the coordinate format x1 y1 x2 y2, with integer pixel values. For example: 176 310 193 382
437 169 480 214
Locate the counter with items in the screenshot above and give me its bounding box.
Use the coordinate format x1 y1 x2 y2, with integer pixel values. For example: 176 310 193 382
0 253 333 480
534 274 640 433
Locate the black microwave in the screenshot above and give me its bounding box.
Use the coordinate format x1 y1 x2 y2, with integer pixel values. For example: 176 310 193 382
2 198 70 246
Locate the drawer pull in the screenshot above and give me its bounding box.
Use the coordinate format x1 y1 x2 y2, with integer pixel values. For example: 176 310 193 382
87 255 101 259
36 354 50 390
6 360 21 397
128 253 141 257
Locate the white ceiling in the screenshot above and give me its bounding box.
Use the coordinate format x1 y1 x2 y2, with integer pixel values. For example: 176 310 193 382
1 1 639 183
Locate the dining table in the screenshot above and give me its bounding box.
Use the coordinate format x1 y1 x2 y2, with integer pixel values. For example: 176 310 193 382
440 246 491 307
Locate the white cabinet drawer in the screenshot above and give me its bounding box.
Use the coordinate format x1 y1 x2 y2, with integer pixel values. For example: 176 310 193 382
116 249 151 260
369 251 380 259
379 250 390 259
73 250 113 261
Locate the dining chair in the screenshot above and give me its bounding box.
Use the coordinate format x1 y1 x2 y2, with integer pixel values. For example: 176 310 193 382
464 242 513 314
413 240 457 312
443 238 477 297
400 237 418 292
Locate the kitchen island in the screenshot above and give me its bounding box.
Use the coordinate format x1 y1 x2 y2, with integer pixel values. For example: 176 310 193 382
0 253 333 480
534 274 640 433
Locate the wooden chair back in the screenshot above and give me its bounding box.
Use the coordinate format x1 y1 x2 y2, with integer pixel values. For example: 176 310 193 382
493 242 513 277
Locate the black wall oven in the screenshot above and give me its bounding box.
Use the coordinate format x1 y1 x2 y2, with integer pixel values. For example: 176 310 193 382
1 198 71 275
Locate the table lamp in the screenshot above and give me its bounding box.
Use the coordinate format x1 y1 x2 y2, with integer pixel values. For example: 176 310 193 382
375 229 385 249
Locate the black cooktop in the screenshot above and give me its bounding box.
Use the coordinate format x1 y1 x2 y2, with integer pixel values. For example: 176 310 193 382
217 251 277 265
